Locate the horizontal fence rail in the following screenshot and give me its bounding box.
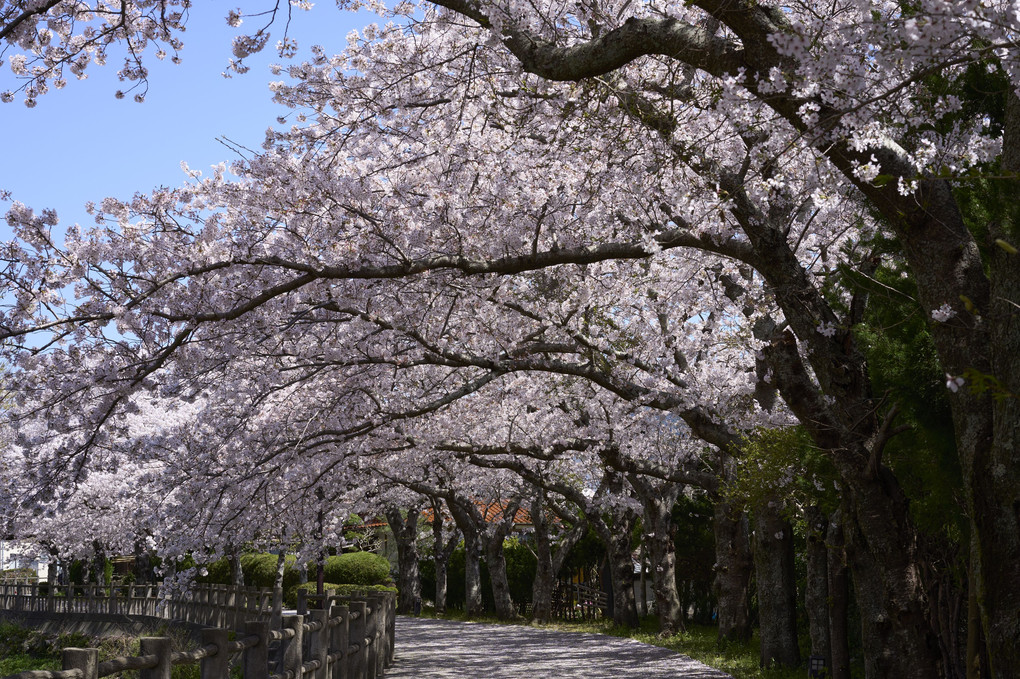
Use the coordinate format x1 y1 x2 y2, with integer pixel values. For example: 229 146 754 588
0 583 278 629
0 585 396 679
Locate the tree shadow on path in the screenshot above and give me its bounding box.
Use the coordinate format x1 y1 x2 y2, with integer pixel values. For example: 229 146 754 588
386 617 733 678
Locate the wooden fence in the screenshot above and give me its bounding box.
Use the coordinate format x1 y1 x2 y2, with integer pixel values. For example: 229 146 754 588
0 584 396 679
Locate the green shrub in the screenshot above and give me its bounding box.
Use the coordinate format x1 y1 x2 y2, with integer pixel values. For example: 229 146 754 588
323 552 391 586
242 553 302 590
285 582 398 608
196 557 232 585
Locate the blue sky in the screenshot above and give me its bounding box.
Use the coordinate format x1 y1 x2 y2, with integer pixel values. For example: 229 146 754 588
2 3 374 236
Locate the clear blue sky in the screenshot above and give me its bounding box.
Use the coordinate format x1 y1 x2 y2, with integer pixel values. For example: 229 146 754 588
2 3 373 236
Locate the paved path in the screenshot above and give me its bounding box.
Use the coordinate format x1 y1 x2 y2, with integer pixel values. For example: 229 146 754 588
385 617 733 678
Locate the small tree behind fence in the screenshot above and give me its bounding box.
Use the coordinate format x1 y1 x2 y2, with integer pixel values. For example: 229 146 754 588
0 586 396 679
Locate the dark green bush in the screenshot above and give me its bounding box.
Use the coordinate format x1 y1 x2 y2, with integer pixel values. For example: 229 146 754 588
242 553 302 590
323 552 391 586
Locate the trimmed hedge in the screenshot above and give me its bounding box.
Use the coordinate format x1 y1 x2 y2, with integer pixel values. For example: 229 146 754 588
285 582 398 608
323 552 391 586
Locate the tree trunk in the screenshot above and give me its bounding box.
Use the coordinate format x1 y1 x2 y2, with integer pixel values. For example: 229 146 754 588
430 501 459 616
483 535 516 619
805 506 832 669
827 511 851 679
91 541 106 590
228 545 244 587
270 549 286 629
630 475 684 635
598 526 639 628
971 89 1020 679
385 505 423 614
447 501 483 617
843 470 942 679
531 511 556 622
479 500 521 620
713 500 752 642
752 501 800 668
531 493 586 623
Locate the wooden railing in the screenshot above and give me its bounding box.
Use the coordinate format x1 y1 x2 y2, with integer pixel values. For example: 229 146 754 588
0 586 397 679
0 583 277 630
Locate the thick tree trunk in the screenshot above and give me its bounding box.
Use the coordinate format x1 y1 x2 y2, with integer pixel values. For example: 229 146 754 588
532 526 555 622
805 506 832 669
463 531 483 617
631 476 684 635
483 535 516 619
842 470 942 679
713 500 752 642
827 511 851 679
752 501 800 668
430 502 459 616
447 501 483 617
385 506 423 614
972 89 1020 679
604 535 639 628
479 500 521 620
530 493 586 623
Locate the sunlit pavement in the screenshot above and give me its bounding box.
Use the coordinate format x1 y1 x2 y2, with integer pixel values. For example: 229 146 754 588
386 617 733 678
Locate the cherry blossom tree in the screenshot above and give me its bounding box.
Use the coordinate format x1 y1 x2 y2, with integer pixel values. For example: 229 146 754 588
3 1 1019 676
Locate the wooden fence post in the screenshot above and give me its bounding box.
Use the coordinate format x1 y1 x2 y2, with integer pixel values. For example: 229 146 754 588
139 637 172 679
281 614 304 679
201 628 230 679
243 620 270 679
348 601 366 679
386 593 396 666
330 605 349 679
365 598 378 679
309 608 329 679
297 588 308 616
63 648 99 679
366 596 383 679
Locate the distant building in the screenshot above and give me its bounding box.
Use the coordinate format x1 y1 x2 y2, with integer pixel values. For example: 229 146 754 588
0 540 48 580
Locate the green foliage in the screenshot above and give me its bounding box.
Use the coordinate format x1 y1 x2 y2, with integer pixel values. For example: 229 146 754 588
671 492 717 625
502 537 538 606
241 553 301 590
285 582 398 607
851 260 966 539
727 427 837 515
323 552 392 586
196 557 232 585
557 526 605 577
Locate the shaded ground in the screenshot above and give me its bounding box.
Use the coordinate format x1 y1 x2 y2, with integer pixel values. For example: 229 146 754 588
387 617 734 678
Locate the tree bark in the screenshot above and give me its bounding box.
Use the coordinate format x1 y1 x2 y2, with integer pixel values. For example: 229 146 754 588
529 492 586 623
430 499 459 616
630 474 684 635
270 549 286 629
841 469 942 679
447 500 484 617
805 506 831 669
752 500 800 668
713 499 752 642
592 513 640 628
970 89 1020 679
827 511 851 679
385 505 423 614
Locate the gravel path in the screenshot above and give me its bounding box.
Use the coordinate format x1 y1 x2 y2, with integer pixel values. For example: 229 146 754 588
385 617 734 678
